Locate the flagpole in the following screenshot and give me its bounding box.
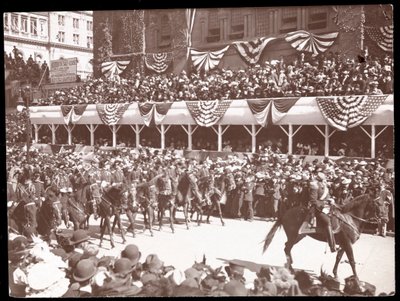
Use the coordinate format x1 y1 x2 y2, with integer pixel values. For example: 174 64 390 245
360 5 365 51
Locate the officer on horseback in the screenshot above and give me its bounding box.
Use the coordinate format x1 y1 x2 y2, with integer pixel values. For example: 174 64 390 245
302 172 338 253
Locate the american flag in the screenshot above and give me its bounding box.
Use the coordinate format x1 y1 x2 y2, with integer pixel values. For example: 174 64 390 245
186 100 231 127
316 95 388 131
145 52 173 73
365 25 393 52
233 37 276 65
285 30 339 57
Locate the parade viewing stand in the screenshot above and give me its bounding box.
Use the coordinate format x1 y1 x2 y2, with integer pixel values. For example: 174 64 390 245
29 95 393 159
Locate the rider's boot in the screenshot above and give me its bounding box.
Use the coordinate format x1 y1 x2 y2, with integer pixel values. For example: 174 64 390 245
327 224 337 253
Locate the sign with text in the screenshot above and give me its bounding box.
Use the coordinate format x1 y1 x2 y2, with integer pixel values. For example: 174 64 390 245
50 58 77 84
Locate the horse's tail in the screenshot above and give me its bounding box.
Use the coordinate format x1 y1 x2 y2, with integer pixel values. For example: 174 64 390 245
262 220 281 254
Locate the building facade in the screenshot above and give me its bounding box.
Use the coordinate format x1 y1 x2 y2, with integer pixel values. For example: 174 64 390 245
4 11 93 80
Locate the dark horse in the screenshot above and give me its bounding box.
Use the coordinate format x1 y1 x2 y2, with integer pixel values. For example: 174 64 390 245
10 200 38 237
97 185 126 248
262 193 380 278
36 197 63 241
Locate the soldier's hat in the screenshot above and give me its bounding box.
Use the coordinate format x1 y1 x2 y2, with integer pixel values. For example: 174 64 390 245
69 229 91 245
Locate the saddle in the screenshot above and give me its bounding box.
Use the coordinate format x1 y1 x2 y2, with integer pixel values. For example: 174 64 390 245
298 206 341 235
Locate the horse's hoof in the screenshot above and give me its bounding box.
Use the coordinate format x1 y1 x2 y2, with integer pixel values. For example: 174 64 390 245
206 220 210 224
158 227 162 231
222 222 225 226
150 232 154 237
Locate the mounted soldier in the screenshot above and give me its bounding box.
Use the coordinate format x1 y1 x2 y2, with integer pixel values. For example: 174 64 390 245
299 172 338 253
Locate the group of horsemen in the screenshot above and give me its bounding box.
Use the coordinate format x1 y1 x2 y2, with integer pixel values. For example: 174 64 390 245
8 149 393 251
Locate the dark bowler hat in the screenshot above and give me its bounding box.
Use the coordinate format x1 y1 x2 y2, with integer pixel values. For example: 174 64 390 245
69 229 90 245
144 254 164 273
121 244 141 266
113 258 136 277
73 259 97 282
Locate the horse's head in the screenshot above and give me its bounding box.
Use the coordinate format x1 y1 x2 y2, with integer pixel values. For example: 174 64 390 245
46 187 63 228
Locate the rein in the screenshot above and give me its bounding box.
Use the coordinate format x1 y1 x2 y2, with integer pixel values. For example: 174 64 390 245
68 198 86 216
347 213 379 225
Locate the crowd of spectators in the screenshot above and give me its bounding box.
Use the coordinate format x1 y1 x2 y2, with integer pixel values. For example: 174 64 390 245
5 46 49 85
32 52 393 106
9 229 387 297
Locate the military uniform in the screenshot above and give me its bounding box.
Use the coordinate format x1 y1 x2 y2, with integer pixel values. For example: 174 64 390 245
32 178 45 207
309 175 337 252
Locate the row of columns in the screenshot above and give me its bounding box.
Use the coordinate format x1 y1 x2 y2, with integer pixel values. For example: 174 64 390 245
33 123 387 158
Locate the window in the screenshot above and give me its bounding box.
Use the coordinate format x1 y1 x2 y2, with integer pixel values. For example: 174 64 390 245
30 18 37 35
307 7 327 30
159 15 171 48
279 8 298 34
256 8 270 36
21 17 28 32
4 13 9 31
73 33 80 45
58 15 65 26
39 20 45 35
87 36 93 47
57 31 65 42
11 14 19 32
73 18 79 29
87 20 93 31
229 10 244 40
207 10 220 43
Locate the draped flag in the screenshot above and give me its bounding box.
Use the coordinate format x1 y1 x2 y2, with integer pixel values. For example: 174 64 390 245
186 9 196 59
61 105 73 125
190 46 230 72
71 105 88 124
233 37 276 65
285 30 339 57
138 102 172 127
96 104 130 125
145 52 173 73
186 100 232 127
100 60 130 78
365 25 393 52
247 98 299 127
316 95 388 131
61 105 88 124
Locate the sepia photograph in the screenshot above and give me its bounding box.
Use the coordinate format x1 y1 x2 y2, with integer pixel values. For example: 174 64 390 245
4 3 395 297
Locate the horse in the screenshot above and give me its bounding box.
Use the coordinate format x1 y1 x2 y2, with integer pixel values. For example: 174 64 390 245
173 171 196 229
36 196 63 242
9 200 38 237
199 175 225 226
156 174 175 233
61 192 93 231
97 185 127 248
262 193 380 278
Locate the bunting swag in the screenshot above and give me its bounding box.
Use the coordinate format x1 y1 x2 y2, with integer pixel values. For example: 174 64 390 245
145 53 173 73
190 46 230 72
285 30 339 57
316 95 388 131
71 105 88 124
365 25 393 52
186 100 232 127
96 104 130 125
61 105 73 125
233 37 276 65
138 102 173 127
246 98 299 127
100 60 130 78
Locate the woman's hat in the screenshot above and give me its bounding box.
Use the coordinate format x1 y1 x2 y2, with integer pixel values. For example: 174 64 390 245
69 230 90 245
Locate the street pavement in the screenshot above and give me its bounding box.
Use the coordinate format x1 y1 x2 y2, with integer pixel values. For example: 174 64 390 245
68 211 395 295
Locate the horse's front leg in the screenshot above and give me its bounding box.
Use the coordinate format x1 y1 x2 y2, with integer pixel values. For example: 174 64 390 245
126 209 136 238
115 212 126 244
149 206 154 237
342 237 357 277
333 248 345 278
215 198 225 226
169 201 175 233
104 216 115 248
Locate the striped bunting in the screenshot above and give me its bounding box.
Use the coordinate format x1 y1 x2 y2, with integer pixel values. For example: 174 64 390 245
285 30 339 57
145 52 173 73
233 37 276 65
101 60 130 78
316 95 388 131
190 46 230 72
61 105 73 125
138 102 172 127
96 104 130 125
365 25 393 52
186 100 232 127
